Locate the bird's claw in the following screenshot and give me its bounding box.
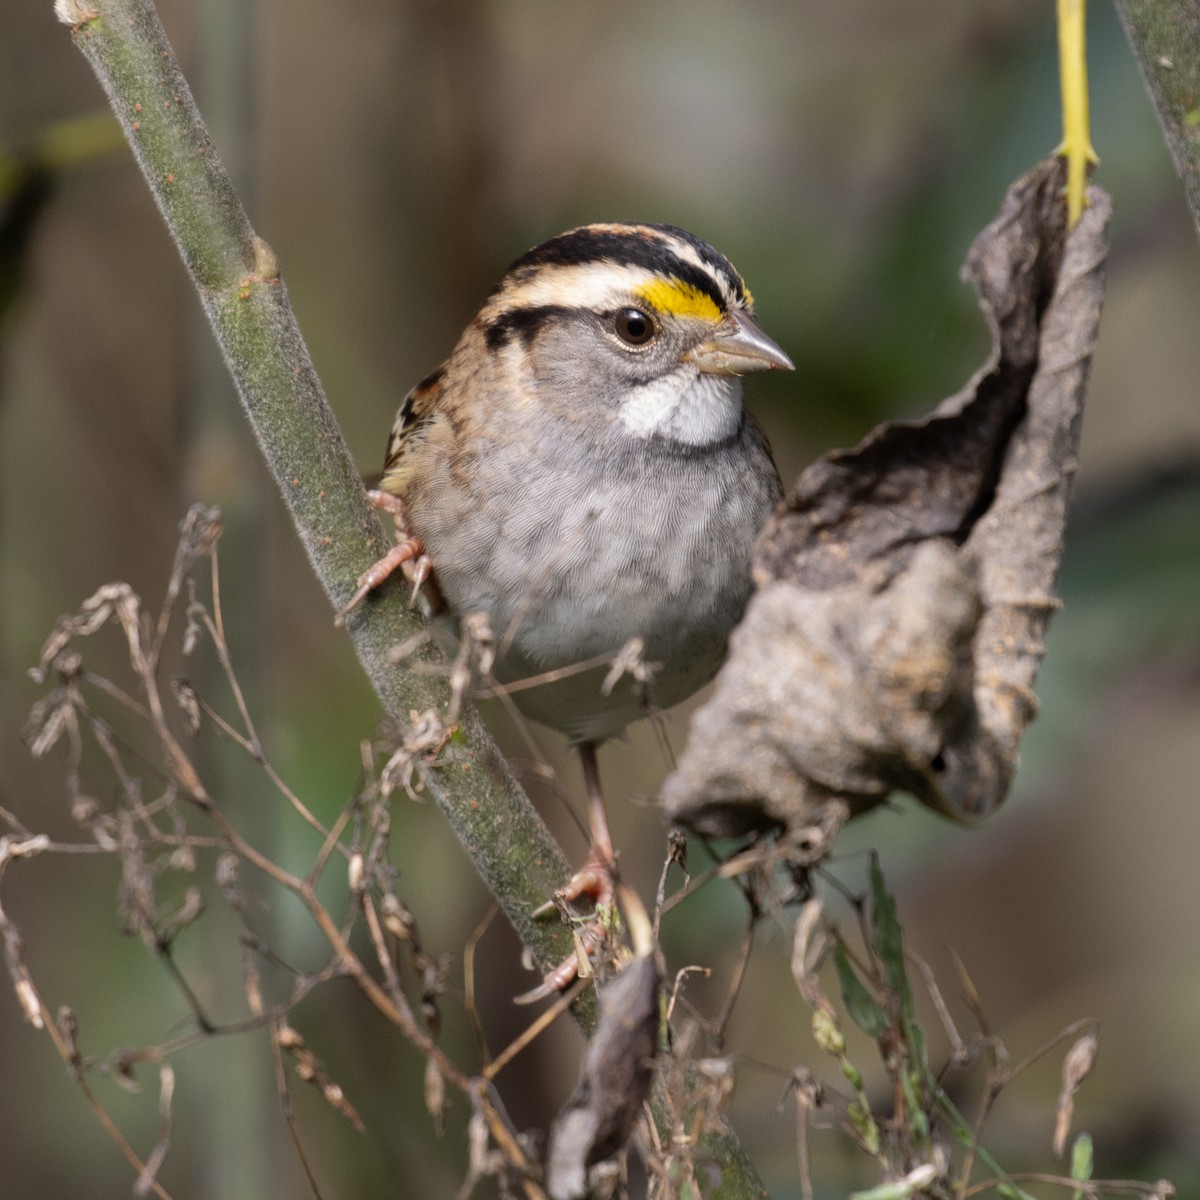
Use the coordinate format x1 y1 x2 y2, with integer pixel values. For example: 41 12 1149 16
517 856 619 1003
514 919 607 1005
335 490 428 624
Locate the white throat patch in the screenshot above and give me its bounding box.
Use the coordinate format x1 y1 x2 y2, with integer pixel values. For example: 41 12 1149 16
618 371 743 445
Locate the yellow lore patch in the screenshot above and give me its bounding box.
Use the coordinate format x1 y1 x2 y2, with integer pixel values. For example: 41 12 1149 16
635 278 723 323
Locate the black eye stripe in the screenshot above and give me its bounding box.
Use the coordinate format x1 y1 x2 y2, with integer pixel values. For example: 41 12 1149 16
482 303 663 352
483 305 573 351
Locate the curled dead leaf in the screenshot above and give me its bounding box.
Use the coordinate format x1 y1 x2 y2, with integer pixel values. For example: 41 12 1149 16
545 953 659 1199
664 156 1112 837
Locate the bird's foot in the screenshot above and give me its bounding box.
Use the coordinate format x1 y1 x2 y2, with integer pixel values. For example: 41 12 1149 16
555 854 617 913
335 490 431 623
516 854 620 1004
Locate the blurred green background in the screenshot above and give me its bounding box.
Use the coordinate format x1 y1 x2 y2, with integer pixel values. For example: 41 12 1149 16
3 1 1200 1196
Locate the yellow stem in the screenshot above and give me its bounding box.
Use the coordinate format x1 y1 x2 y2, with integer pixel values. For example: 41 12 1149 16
1056 0 1100 227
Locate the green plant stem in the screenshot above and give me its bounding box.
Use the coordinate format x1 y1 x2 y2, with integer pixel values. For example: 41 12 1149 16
1114 0 1200 239
61 2 767 1194
61 0 572 970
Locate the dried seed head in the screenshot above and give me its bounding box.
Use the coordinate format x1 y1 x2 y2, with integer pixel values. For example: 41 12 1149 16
276 1024 302 1050
1054 1030 1100 1156
348 852 365 894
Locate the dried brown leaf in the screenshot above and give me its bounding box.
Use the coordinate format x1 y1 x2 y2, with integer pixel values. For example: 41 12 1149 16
664 156 1111 837
545 954 659 1200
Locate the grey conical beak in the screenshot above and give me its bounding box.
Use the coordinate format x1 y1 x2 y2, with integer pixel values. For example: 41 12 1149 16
685 309 794 376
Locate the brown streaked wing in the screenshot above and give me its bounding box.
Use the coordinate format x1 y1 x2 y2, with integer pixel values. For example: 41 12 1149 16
380 365 445 495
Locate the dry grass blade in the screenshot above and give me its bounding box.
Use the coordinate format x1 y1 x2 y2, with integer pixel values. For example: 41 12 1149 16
912 952 969 1068
1054 1030 1100 1157
133 1062 175 1199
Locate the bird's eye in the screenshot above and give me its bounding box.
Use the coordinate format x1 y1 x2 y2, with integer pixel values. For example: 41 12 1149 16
614 308 656 346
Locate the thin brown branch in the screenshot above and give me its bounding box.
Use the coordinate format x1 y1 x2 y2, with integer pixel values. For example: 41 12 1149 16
269 1017 329 1200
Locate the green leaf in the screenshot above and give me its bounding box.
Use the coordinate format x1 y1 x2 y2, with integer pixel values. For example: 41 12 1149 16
1071 1133 1094 1200
870 854 912 1015
996 1183 1038 1200
898 1068 930 1145
834 939 889 1038
905 1013 928 1070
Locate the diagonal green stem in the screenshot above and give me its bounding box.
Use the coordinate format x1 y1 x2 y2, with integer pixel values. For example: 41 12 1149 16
1114 0 1200 240
59 0 573 965
60 2 767 1194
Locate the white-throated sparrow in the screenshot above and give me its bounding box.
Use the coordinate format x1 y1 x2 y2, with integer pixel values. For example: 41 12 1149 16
342 223 791 932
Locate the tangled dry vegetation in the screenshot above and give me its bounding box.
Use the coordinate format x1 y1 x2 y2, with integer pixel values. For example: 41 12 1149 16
3 504 1176 1200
